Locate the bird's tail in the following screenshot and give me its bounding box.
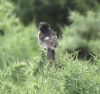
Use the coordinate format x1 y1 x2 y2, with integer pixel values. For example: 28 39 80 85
47 48 55 60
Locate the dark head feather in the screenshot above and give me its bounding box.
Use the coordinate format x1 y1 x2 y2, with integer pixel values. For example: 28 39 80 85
39 22 50 33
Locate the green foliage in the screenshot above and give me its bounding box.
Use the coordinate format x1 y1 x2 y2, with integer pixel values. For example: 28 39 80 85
61 11 100 60
0 1 39 63
11 63 27 84
0 51 100 94
10 0 100 27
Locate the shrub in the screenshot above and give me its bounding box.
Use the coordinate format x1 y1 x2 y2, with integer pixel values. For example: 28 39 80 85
0 1 39 63
61 11 100 60
10 0 100 27
0 51 100 94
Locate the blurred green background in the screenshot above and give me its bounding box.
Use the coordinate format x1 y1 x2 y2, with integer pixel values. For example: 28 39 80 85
0 0 100 60
0 0 100 94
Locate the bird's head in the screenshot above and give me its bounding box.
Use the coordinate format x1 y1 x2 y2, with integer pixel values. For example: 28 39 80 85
39 22 50 33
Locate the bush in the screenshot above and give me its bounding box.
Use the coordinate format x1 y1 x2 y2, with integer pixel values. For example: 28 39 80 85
0 51 100 94
61 11 100 60
0 1 39 63
10 0 100 27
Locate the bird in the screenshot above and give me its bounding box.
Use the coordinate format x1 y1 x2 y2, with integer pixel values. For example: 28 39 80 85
38 22 58 61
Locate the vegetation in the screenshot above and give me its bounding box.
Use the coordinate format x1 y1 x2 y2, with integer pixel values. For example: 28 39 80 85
61 11 100 60
0 51 100 94
11 0 100 29
0 0 100 94
0 1 39 61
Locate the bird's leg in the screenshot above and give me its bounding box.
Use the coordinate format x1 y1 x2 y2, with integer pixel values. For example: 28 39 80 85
47 48 55 65
47 48 50 60
51 49 55 60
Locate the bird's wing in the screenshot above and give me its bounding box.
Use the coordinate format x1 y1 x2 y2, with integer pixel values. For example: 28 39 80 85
44 35 58 49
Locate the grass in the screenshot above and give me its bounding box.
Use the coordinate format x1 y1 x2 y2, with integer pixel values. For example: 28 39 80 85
0 51 100 94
